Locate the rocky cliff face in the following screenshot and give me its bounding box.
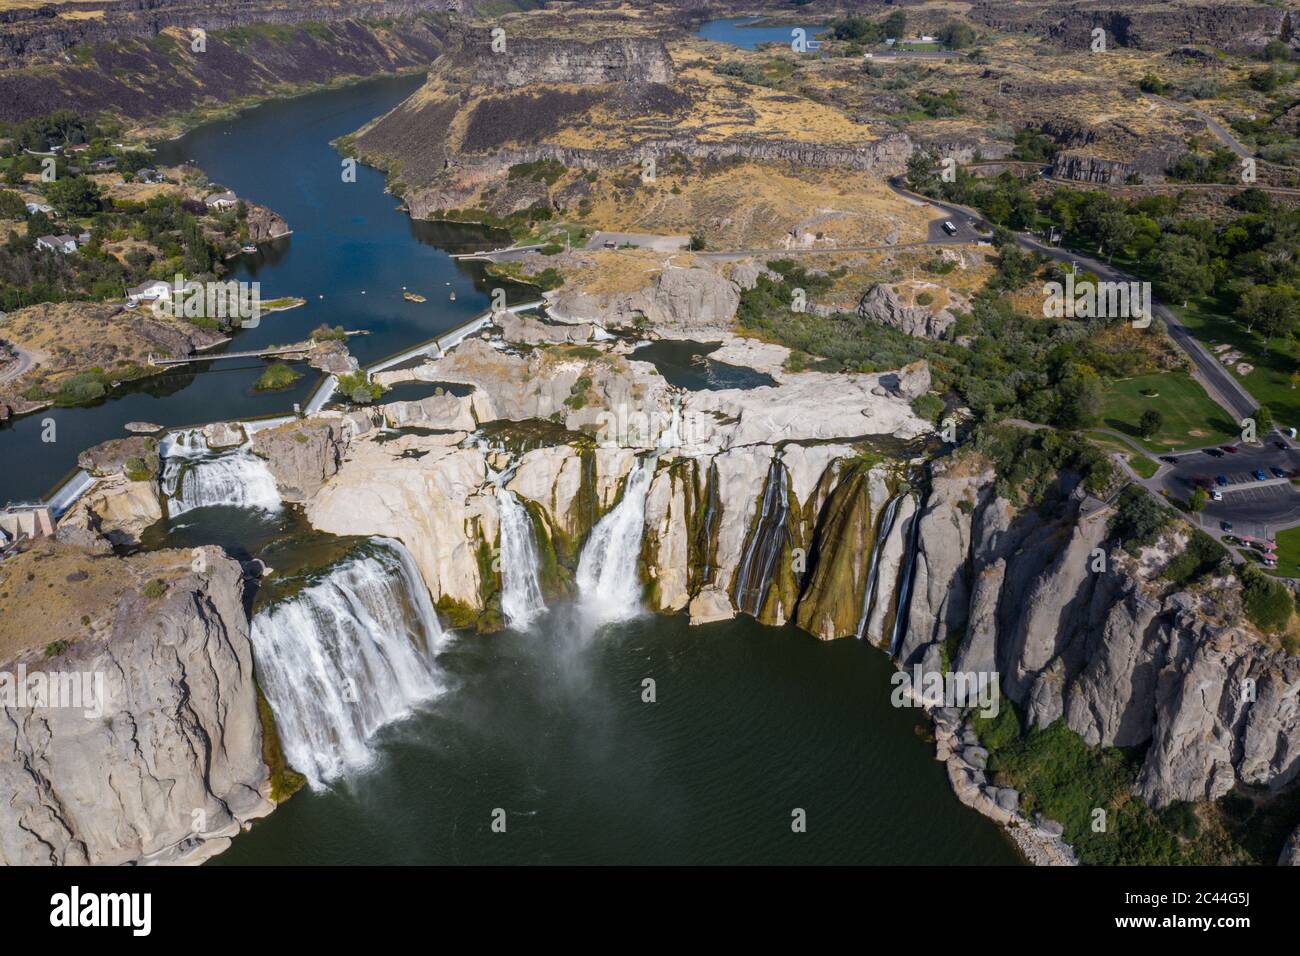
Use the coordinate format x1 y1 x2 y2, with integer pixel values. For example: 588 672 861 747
970 1 1293 54
896 456 1300 811
0 0 460 62
0 11 453 122
0 545 272 865
447 35 675 88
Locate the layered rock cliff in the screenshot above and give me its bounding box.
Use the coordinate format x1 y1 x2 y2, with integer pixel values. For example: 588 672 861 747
0 543 273 865
897 455 1300 812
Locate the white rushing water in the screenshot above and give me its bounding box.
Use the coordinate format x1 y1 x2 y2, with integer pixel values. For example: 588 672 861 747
576 457 653 624
732 459 790 617
498 489 546 629
160 430 281 516
250 538 447 789
856 494 902 640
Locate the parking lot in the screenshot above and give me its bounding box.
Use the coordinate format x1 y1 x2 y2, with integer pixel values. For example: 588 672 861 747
1148 435 1300 537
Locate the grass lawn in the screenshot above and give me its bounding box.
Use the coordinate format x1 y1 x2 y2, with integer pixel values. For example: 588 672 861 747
1083 430 1159 477
1173 292 1300 428
1269 526 1300 578
1097 371 1240 452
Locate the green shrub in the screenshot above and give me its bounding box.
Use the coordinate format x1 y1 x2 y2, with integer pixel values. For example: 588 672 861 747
142 579 168 600
911 392 944 423
254 361 303 392
1240 565 1293 633
53 372 107 407
336 371 383 405
44 640 70 658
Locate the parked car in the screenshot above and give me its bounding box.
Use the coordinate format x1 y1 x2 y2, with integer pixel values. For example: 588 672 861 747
1222 445 1239 454
1212 490 1224 501
1271 467 1287 478
1275 440 1289 450
1254 469 1268 481
1204 448 1225 458
1216 475 1229 486
942 220 958 235
1221 521 1234 532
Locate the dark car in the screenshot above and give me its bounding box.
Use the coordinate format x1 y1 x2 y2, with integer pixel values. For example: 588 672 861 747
1275 440 1289 450
1216 475 1229 486
1221 521 1234 533
1204 448 1225 458
1159 455 1178 464
1254 469 1268 481
1272 467 1287 478
1222 445 1239 454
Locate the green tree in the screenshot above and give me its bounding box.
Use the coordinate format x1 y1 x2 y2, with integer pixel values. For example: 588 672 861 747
938 21 976 49
45 175 102 217
1138 408 1163 438
0 189 26 219
1237 284 1300 343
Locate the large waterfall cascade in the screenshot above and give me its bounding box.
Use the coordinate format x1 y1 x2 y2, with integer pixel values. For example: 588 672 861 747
160 428 282 516
250 538 448 789
733 459 791 618
497 488 547 629
576 457 655 623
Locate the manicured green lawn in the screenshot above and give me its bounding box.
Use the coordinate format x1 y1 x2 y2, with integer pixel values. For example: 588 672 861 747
1269 526 1300 579
1097 371 1240 452
1173 293 1300 429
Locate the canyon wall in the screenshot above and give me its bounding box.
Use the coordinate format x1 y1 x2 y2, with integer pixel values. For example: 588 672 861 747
0 546 272 865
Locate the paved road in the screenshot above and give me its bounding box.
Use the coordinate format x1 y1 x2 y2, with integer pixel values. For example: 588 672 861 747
0 344 34 385
885 179 1259 422
585 231 689 252
1145 94 1252 159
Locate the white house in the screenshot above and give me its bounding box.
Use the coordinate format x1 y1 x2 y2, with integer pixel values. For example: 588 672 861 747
205 191 238 210
24 202 53 215
126 279 172 308
35 235 77 254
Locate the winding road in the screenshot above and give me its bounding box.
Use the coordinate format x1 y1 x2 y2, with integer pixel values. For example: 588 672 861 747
884 179 1259 422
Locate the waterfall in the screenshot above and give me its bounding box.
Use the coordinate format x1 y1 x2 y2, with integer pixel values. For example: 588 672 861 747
697 460 721 586
250 538 447 789
498 489 546 629
733 459 790 617
160 430 281 516
856 494 902 640
576 457 653 623
889 498 925 658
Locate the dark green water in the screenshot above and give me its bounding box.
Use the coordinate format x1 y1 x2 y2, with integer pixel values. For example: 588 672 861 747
632 340 778 391
220 609 1018 865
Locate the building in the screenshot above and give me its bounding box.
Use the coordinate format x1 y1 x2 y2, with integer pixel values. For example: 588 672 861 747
205 191 238 210
35 235 77 254
24 202 53 215
136 167 162 184
126 279 172 308
90 157 117 172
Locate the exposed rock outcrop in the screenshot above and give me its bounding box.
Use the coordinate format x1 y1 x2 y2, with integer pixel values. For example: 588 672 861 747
857 282 958 340
547 264 741 333
250 419 347 502
0 545 271 865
